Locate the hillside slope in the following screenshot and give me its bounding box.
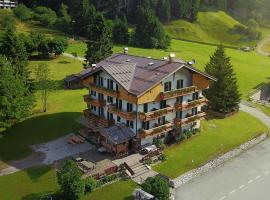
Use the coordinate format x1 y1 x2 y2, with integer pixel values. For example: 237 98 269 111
165 11 253 47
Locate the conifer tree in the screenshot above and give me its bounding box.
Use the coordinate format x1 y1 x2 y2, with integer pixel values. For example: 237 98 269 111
113 17 130 44
204 45 241 113
156 0 171 22
85 6 113 66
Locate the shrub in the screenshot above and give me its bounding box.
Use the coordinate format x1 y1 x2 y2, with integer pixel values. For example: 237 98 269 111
34 6 57 27
142 176 170 200
13 4 33 21
84 177 97 193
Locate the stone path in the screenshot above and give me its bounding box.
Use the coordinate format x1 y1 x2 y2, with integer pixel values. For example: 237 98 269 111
63 52 85 62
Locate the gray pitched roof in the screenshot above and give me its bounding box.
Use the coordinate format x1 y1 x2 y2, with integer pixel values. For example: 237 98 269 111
100 124 136 145
81 53 216 96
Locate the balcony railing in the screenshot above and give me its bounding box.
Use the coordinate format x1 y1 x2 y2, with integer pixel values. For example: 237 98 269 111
89 83 119 97
83 109 114 128
174 112 206 127
139 106 174 121
160 86 197 100
107 104 136 120
83 95 106 107
139 122 173 138
175 98 208 111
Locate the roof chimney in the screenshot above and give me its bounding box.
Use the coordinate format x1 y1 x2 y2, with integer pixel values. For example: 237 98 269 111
124 47 128 54
169 53 175 63
91 64 97 69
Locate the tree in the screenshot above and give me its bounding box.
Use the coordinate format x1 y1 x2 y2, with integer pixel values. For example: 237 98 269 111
142 176 170 200
85 7 113 66
189 0 200 22
156 0 171 22
113 17 130 44
133 6 171 49
57 160 85 200
56 3 72 33
13 4 33 21
204 45 241 113
0 10 16 29
35 63 50 112
48 37 68 56
0 56 34 128
34 6 57 27
84 177 97 193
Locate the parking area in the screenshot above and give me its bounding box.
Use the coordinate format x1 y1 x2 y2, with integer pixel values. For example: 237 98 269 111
32 134 94 164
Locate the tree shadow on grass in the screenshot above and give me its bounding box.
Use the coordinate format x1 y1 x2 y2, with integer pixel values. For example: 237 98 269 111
22 191 59 200
24 166 53 183
58 61 71 64
0 112 83 162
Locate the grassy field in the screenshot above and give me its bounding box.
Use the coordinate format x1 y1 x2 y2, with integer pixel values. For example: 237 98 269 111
0 166 138 200
154 111 268 178
262 41 270 53
0 56 86 161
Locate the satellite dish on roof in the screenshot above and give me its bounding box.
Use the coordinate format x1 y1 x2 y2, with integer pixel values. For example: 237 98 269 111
188 59 195 65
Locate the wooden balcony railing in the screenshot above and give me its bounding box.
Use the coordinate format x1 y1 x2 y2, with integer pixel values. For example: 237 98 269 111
107 104 136 120
174 112 206 128
160 86 197 100
83 109 114 128
83 95 106 107
175 98 208 111
89 83 119 98
139 106 174 121
139 122 173 138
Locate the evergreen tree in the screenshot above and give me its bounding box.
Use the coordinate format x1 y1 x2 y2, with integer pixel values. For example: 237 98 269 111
156 0 171 22
189 0 200 22
204 45 241 113
133 6 171 49
85 6 113 66
113 17 130 44
0 56 34 128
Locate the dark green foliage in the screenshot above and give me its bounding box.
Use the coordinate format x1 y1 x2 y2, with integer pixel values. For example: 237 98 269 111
230 25 261 41
57 160 85 200
84 177 97 193
55 3 72 33
142 176 170 200
133 7 171 49
156 0 171 22
85 7 113 66
0 10 15 29
113 17 130 45
13 4 33 21
0 56 34 128
204 45 241 113
34 6 57 27
48 37 68 56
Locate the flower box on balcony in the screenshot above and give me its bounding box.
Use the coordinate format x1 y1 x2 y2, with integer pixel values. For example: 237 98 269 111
139 106 174 121
107 104 136 120
160 86 197 100
139 123 173 138
89 83 119 97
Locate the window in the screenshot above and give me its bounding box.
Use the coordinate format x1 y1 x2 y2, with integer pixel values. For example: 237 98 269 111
107 96 113 103
160 100 167 109
192 107 198 116
176 96 183 103
98 107 104 116
107 112 113 120
127 103 133 112
98 93 104 101
126 120 134 129
107 79 114 90
117 116 121 122
193 92 199 101
90 105 94 110
143 103 148 113
98 76 103 87
142 121 150 130
116 84 119 91
176 111 182 119
116 99 122 109
164 81 172 92
94 75 98 85
90 90 96 97
158 116 166 125
93 106 96 111
177 79 184 89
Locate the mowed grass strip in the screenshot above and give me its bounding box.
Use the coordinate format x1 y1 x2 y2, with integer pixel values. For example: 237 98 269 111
0 56 86 161
0 166 138 200
153 111 268 178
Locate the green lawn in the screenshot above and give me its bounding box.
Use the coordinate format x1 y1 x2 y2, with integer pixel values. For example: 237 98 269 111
0 166 138 200
262 41 270 53
255 103 270 117
154 111 268 178
0 56 86 161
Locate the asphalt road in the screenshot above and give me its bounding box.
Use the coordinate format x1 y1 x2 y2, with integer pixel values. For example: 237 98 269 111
175 104 270 200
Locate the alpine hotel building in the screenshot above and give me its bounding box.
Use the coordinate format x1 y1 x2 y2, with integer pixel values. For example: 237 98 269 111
81 49 216 157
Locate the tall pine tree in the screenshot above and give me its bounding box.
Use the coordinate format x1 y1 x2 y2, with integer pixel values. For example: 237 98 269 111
204 45 241 113
85 6 113 66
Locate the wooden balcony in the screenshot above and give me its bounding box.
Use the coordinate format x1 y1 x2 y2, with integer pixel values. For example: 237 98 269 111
89 83 119 98
139 122 173 138
160 86 197 100
107 104 136 120
83 95 106 107
139 106 174 121
174 112 206 128
175 98 208 111
83 109 114 128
